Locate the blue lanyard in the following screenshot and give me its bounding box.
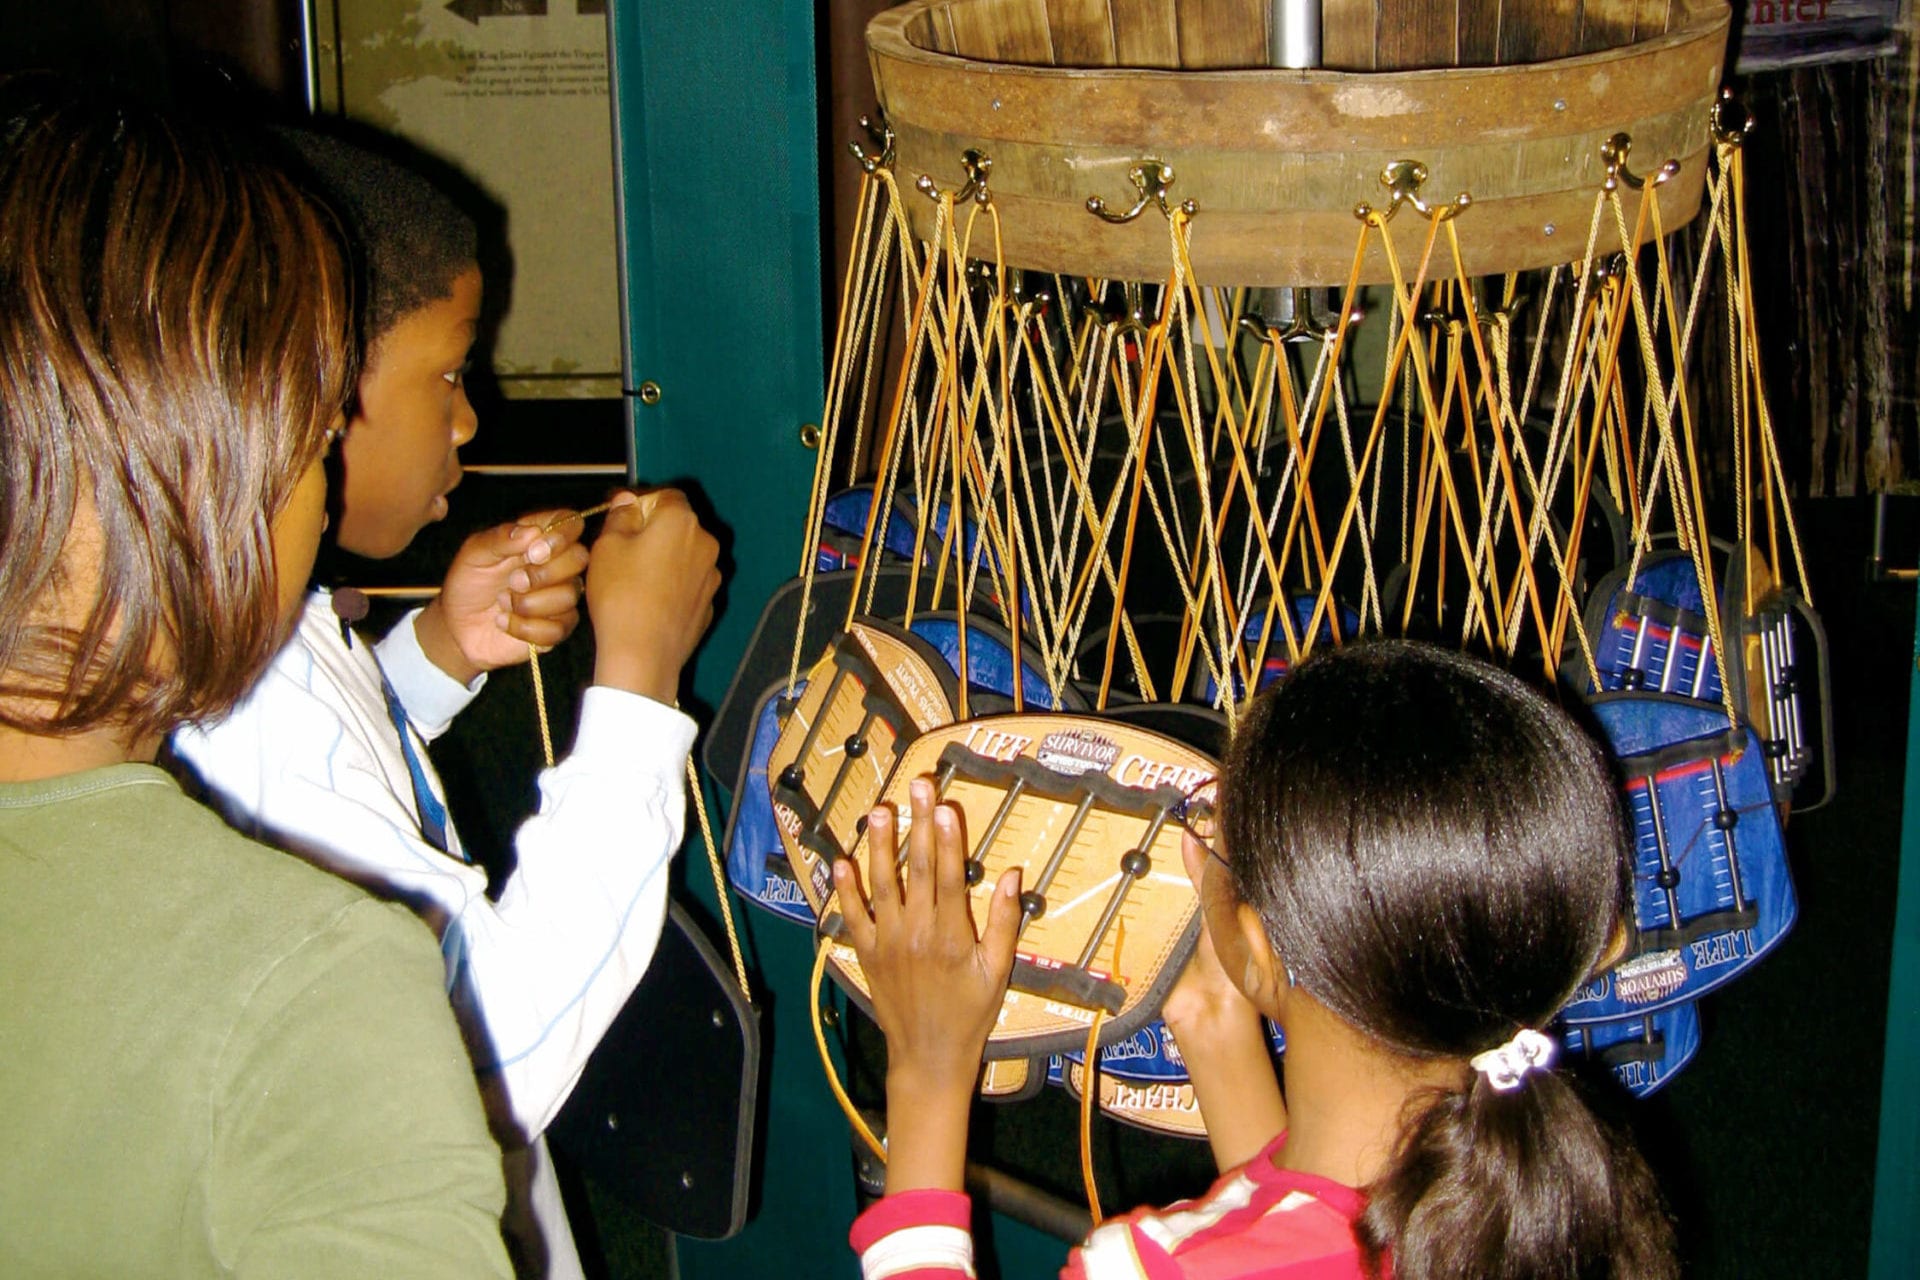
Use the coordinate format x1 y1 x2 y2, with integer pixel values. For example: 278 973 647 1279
376 668 462 862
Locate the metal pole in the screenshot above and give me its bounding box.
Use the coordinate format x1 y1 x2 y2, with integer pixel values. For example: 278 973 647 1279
1268 0 1321 69
1252 0 1321 322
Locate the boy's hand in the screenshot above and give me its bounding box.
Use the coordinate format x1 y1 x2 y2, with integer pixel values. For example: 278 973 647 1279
416 513 592 685
584 489 720 704
834 779 1022 1193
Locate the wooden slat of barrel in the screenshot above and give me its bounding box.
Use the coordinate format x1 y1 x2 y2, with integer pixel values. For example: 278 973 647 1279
1176 0 1268 69
949 0 1055 62
1110 0 1180 68
1377 0 1460 67
1581 0 1644 52
1320 0 1379 70
908 6 958 55
1459 0 1503 64
1636 0 1676 36
1046 0 1118 66
912 0 1686 69
1501 0 1584 62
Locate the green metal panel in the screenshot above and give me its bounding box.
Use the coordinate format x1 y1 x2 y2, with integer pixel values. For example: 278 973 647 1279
605 1 847 1274
1870 596 1920 1275
607 0 821 552
607 5 1073 1274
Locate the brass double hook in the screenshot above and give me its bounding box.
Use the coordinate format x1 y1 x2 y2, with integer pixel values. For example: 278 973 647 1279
1589 250 1632 290
1238 287 1347 344
1088 281 1156 341
1600 133 1681 192
1355 160 1471 223
1086 159 1197 224
848 113 895 175
1710 88 1755 149
917 148 993 205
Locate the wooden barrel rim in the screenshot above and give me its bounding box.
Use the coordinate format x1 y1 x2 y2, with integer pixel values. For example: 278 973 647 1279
867 0 1731 284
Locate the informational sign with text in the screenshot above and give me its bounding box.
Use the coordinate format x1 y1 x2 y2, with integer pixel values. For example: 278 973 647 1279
314 0 620 397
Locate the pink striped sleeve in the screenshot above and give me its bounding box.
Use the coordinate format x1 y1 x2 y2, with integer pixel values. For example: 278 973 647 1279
852 1190 978 1280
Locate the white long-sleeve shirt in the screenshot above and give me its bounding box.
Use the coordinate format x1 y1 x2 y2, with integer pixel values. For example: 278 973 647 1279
172 589 693 1140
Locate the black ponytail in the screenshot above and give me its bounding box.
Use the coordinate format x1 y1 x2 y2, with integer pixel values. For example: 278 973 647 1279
1222 640 1676 1280
1356 1074 1674 1280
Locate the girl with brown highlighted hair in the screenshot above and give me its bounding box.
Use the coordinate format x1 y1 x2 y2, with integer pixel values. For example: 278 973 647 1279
0 75 513 1278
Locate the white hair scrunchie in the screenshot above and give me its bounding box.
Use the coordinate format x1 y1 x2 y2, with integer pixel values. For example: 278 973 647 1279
1470 1028 1557 1092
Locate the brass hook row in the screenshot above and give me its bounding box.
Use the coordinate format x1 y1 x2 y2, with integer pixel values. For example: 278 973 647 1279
848 105 1734 240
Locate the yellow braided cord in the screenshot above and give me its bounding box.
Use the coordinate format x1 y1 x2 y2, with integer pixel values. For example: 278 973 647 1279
1369 209 1498 653
531 658 556 770
811 170 876 576
1728 140 1814 604
811 938 887 1162
529 501 621 770
1079 1008 1107 1225
1608 182 1739 729
686 758 752 1003
1720 145 1750 564
1440 221 1551 670
1053 333 1158 702
1295 217 1399 658
781 171 891 700
517 502 754 1004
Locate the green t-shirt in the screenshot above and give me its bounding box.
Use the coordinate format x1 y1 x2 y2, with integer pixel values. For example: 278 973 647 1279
0 764 513 1278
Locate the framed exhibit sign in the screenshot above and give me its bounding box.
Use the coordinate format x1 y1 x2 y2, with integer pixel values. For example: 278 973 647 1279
309 0 621 398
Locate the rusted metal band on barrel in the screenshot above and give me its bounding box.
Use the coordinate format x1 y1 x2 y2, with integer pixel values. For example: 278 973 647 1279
868 0 1730 284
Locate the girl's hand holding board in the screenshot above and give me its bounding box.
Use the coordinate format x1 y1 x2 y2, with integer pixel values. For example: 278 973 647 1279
833 779 1022 1195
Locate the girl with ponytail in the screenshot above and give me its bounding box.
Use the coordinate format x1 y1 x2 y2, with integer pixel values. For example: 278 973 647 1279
840 639 1677 1280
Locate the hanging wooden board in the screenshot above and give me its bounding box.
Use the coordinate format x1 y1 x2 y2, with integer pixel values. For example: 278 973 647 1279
1060 1058 1207 1138
822 713 1216 1059
546 903 759 1239
768 619 958 908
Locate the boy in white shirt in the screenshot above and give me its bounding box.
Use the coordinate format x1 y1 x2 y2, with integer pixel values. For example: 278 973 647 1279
171 128 721 1279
